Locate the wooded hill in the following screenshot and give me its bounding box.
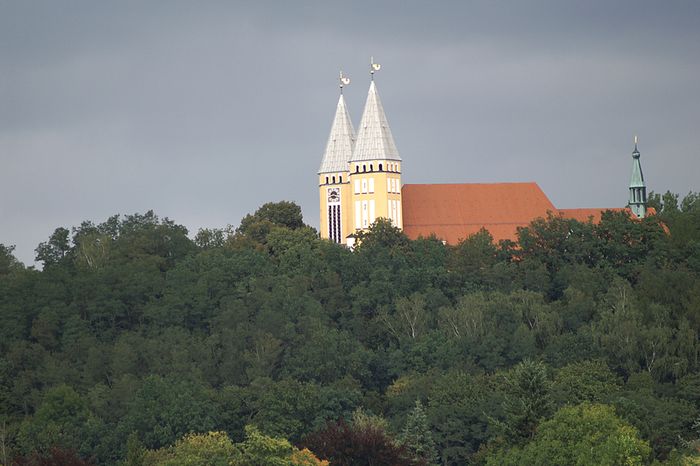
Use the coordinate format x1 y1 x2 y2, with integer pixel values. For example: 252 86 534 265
1 191 700 465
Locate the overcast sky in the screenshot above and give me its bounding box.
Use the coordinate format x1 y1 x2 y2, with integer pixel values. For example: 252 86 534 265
2 1 699 265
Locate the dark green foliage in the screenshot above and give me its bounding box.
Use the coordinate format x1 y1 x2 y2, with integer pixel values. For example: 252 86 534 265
237 201 305 243
498 359 552 443
119 376 218 450
1 195 700 464
15 385 94 459
430 374 487 462
551 359 621 406
35 228 71 267
611 373 697 460
0 243 24 275
354 217 410 254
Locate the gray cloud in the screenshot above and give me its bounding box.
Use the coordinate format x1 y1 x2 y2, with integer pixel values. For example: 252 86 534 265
2 1 699 265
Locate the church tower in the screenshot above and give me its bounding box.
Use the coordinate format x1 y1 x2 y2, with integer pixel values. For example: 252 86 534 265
319 72 355 243
628 136 647 219
348 60 403 235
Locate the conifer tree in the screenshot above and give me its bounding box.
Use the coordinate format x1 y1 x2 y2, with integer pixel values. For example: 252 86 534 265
124 432 145 466
400 400 438 465
500 359 552 442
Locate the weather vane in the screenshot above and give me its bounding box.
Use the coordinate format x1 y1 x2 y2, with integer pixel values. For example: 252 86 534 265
370 56 381 80
339 70 350 94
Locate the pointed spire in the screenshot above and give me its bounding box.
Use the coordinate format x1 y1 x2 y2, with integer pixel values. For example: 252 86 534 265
318 91 355 174
629 136 647 218
351 80 400 162
629 136 645 187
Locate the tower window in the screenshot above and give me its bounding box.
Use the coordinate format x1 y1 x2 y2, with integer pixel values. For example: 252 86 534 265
363 164 366 172
328 205 342 243
379 163 383 171
325 176 329 184
339 175 342 183
370 164 373 172
332 176 336 183
355 166 359 173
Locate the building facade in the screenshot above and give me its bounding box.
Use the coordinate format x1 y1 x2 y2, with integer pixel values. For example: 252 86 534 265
318 72 648 245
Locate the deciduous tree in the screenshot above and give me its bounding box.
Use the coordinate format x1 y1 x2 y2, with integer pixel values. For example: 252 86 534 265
486 403 651 465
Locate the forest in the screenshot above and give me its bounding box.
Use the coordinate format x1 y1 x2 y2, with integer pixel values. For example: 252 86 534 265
1 190 700 465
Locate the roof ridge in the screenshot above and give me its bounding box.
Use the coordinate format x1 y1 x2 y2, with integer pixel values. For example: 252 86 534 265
403 181 540 186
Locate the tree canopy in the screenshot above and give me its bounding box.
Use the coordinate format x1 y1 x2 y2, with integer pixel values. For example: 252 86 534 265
2 195 700 465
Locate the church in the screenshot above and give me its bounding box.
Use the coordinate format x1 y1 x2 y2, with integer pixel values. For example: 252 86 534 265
318 63 648 246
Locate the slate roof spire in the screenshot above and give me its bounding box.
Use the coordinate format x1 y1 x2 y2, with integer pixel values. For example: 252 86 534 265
318 75 355 174
351 70 400 162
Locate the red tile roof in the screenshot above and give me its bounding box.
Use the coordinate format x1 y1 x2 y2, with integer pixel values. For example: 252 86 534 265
401 183 626 244
557 207 656 223
402 183 557 244
556 208 625 223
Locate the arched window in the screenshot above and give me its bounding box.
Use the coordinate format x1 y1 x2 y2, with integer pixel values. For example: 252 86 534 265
325 176 329 184
339 175 343 183
363 165 366 172
379 163 383 171
332 176 336 183
355 166 359 173
370 164 373 172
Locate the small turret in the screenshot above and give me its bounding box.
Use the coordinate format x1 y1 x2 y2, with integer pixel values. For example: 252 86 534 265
628 136 647 218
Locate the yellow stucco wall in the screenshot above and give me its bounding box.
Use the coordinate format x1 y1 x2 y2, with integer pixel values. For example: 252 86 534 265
319 172 354 242
348 160 402 231
320 161 402 243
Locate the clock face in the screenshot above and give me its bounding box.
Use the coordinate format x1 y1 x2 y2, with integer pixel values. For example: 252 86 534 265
327 188 340 203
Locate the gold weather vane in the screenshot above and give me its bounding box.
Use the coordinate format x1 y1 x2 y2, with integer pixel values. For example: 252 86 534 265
370 56 381 80
339 70 350 94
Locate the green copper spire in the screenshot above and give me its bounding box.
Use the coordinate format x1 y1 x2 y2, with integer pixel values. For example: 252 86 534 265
628 136 647 218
